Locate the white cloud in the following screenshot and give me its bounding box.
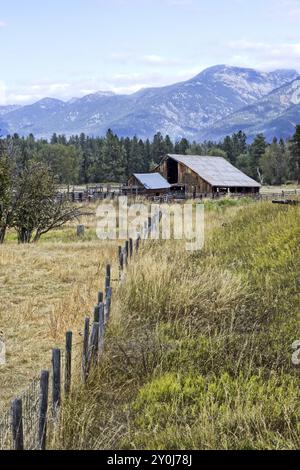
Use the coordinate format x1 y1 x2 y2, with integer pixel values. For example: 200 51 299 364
0 20 6 28
141 54 179 65
11 94 34 104
142 54 167 64
2 67 197 104
226 40 300 71
110 51 180 67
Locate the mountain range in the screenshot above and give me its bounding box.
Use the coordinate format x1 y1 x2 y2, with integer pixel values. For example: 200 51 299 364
0 65 300 142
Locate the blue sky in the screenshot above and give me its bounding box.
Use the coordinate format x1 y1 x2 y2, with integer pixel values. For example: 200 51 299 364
0 0 300 105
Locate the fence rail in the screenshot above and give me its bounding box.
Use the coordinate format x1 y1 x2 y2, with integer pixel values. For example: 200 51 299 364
0 212 160 450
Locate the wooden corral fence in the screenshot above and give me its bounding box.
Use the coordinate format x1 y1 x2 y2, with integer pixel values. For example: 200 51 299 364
0 212 161 450
55 184 124 203
55 184 300 204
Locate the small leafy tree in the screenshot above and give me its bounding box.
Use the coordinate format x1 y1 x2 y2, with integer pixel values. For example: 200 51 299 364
260 138 289 185
208 147 228 159
12 162 82 243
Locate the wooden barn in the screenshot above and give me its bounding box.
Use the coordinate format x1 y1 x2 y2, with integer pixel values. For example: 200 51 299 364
127 173 171 196
154 154 261 196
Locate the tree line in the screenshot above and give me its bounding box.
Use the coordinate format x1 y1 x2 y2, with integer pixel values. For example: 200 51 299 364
1 125 300 186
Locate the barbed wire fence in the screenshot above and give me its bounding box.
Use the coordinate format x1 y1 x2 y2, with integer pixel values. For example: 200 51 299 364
0 211 160 450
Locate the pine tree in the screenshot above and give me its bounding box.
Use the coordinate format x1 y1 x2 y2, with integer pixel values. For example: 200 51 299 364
151 132 166 163
232 131 247 160
174 138 189 155
289 125 300 183
222 136 234 163
164 135 174 154
51 133 58 144
129 136 143 175
249 134 267 180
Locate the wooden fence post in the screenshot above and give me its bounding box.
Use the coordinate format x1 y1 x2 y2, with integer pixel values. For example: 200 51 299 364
105 287 112 323
98 291 103 304
82 317 90 383
87 322 99 372
106 264 111 286
76 225 85 237
94 304 100 323
52 349 61 417
11 398 24 450
119 246 124 272
125 241 129 266
98 304 105 355
105 266 111 306
65 332 72 396
135 236 140 253
38 370 49 450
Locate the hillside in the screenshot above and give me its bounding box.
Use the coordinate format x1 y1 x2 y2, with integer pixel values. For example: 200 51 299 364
203 77 300 141
1 66 299 141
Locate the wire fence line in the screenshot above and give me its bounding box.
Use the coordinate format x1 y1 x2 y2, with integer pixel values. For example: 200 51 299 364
0 212 160 450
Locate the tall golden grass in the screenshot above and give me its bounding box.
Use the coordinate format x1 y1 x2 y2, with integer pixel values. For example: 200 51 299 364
52 200 300 450
0 205 119 411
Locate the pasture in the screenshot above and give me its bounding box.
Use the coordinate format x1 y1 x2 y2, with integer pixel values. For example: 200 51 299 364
1 197 300 450
0 207 119 412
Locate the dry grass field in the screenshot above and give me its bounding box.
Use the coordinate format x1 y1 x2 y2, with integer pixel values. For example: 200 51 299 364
0 206 119 412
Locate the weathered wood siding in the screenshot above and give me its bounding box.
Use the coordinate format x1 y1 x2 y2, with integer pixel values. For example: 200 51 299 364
156 160 212 194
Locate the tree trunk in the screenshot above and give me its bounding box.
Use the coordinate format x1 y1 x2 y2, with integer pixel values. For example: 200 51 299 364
18 228 32 244
0 227 6 244
33 231 41 243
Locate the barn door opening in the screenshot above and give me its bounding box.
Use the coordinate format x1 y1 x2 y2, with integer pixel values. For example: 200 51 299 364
167 158 178 184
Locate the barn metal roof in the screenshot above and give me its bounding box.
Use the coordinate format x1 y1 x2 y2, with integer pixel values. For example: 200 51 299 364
133 173 171 190
166 154 261 188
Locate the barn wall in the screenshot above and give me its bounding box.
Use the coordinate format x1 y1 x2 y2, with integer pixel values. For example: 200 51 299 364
155 160 212 193
128 175 142 187
177 162 212 193
156 161 168 179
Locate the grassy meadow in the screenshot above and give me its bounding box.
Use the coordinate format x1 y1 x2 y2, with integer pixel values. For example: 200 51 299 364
51 199 300 450
0 205 120 411
1 197 300 449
